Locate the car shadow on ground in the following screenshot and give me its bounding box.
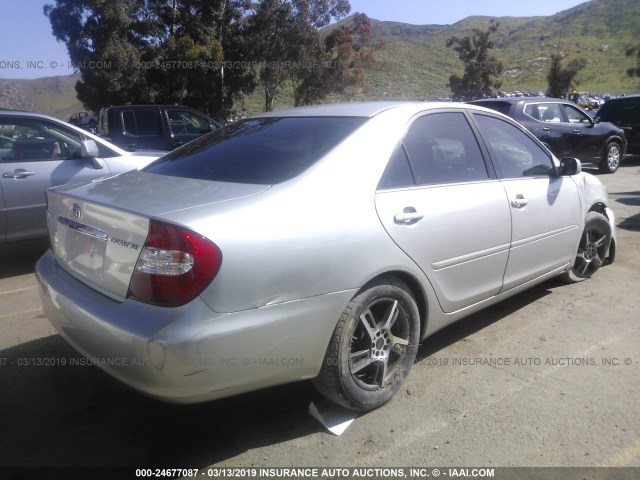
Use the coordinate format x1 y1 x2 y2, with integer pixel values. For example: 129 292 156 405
0 332 323 470
415 281 554 362
0 282 555 472
611 190 640 231
0 239 49 279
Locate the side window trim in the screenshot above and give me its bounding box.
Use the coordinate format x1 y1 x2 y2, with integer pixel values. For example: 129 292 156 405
462 109 498 180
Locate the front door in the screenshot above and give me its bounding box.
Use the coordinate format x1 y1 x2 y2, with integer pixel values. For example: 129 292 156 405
472 113 582 290
0 116 111 242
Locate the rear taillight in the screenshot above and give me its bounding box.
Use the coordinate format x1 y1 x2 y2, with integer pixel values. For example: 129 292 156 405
128 220 222 307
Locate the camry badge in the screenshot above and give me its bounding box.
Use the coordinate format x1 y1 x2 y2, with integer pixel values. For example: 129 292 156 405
72 203 82 220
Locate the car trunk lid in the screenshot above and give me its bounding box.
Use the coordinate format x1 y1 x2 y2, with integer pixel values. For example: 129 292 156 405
46 170 269 301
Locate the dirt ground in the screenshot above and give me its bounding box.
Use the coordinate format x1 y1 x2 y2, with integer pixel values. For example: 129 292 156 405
0 159 639 476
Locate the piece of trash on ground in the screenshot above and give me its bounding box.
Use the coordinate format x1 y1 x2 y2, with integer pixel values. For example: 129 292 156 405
308 400 358 436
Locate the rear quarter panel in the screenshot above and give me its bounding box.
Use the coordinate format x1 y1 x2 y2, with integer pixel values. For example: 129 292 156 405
155 109 441 318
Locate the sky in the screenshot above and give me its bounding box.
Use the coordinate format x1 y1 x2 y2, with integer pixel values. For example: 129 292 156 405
0 0 588 80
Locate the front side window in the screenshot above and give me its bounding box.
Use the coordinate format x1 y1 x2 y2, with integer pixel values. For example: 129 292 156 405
167 110 212 136
562 104 591 124
403 112 489 185
473 114 554 178
0 117 83 162
145 116 367 184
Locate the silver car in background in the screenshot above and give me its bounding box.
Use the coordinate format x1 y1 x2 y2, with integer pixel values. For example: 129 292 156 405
36 102 616 411
0 110 163 244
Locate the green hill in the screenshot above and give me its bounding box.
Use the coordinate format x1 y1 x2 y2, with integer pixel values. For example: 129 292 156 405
1 0 639 118
348 0 640 101
0 75 84 120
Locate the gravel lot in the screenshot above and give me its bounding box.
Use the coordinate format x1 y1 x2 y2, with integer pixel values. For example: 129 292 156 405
1 159 639 474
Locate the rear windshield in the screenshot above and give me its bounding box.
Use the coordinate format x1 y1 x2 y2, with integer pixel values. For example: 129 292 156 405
470 101 512 116
144 116 367 184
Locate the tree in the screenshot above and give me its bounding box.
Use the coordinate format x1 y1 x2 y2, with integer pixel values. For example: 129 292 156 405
44 0 254 119
247 0 298 112
44 0 151 110
291 12 377 106
626 44 640 78
45 0 368 116
546 53 587 98
446 20 503 101
246 0 354 111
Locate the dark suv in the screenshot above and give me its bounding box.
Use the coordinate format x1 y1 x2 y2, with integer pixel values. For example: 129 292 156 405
596 95 640 156
469 97 627 173
98 105 221 151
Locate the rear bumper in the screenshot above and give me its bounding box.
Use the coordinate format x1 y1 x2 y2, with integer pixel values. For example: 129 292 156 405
36 250 353 403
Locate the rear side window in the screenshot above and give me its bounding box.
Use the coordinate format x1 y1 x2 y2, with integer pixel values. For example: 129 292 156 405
378 144 415 190
144 117 367 184
470 101 512 116
122 110 162 137
403 112 489 185
537 103 562 123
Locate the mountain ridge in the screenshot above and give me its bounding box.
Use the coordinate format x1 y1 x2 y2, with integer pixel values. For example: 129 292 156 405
1 0 639 118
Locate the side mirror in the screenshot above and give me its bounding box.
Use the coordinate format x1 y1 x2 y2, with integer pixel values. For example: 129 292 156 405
558 157 582 176
593 116 601 125
80 139 104 169
80 139 99 158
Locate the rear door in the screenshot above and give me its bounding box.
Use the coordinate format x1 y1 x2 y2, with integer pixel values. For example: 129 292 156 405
472 113 581 290
0 115 111 242
120 108 166 150
523 102 576 157
375 111 512 313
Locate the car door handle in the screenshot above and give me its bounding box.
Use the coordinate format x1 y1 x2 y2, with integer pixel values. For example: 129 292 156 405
573 129 581 133
542 127 551 132
3 170 36 179
511 194 528 208
394 210 424 224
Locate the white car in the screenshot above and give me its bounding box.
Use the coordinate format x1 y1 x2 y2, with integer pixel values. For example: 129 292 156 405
0 109 163 243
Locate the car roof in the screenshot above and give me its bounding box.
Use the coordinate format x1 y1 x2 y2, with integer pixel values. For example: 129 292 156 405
102 105 209 110
601 94 640 103
470 97 571 104
0 108 37 114
255 101 490 119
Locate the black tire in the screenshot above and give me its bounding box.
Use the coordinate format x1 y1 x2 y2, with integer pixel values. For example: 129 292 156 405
599 141 621 174
562 211 612 283
313 277 420 411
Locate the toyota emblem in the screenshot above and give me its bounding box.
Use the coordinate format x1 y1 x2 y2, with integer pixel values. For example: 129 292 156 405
72 203 82 220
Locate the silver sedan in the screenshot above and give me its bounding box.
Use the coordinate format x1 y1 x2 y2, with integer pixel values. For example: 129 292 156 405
36 102 616 411
0 110 162 244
